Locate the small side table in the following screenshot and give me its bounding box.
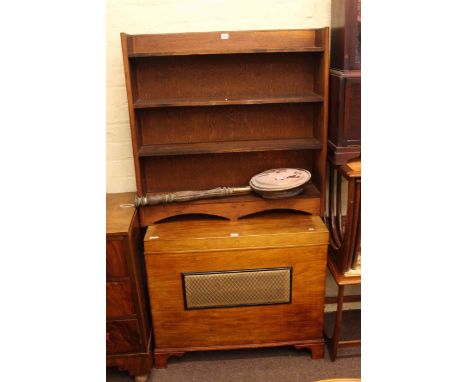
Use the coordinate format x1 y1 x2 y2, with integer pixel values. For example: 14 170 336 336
324 159 361 361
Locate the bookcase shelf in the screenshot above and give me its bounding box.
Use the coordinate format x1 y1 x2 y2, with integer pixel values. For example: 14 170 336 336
133 93 324 109
126 29 326 57
121 28 330 226
129 47 325 57
139 183 322 223
138 138 322 157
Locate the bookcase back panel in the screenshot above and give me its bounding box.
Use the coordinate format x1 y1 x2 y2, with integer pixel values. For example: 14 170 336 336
131 53 318 101
312 103 325 144
138 104 317 146
142 151 313 193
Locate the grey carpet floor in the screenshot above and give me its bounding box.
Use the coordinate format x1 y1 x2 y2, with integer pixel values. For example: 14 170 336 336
107 310 360 382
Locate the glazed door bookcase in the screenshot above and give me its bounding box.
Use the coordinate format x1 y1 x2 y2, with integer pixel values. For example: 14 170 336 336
121 28 330 226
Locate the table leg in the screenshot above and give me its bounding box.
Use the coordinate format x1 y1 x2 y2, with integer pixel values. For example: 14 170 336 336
330 284 345 361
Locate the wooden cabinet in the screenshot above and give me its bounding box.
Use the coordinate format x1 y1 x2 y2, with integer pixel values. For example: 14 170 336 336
328 0 361 165
106 193 152 381
144 212 329 368
328 70 361 164
330 0 361 71
121 28 330 225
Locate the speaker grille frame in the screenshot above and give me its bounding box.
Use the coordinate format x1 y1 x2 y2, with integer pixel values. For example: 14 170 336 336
181 267 293 310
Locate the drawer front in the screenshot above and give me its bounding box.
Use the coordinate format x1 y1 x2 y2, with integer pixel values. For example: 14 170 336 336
106 319 142 354
106 238 129 278
106 280 136 318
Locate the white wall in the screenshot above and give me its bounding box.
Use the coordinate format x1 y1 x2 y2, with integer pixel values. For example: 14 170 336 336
106 0 331 193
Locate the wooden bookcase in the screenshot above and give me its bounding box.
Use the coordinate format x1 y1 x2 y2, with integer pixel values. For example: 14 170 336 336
121 28 329 226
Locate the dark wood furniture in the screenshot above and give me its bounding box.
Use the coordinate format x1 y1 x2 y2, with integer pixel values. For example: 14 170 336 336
326 159 361 274
106 193 153 381
120 28 330 226
144 212 329 368
328 0 361 165
326 0 361 358
324 255 361 361
324 159 361 361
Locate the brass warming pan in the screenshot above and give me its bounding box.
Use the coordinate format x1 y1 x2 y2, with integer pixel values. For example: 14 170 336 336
134 168 311 207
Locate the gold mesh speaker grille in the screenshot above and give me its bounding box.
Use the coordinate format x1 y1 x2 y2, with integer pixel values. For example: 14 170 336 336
182 267 292 310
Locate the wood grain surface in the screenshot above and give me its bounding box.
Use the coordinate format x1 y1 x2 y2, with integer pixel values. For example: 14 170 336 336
138 138 322 157
144 213 329 354
139 103 318 145
145 213 328 253
106 280 137 318
106 238 129 278
106 192 136 235
142 151 316 192
139 183 321 225
121 28 329 222
132 53 318 101
341 158 361 178
106 193 153 378
126 29 325 57
133 93 323 108
106 319 143 354
147 247 327 348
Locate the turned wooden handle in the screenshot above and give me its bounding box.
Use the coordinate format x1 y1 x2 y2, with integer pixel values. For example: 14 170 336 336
135 186 252 206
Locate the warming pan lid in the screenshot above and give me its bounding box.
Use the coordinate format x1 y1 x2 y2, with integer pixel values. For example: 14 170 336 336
249 168 311 192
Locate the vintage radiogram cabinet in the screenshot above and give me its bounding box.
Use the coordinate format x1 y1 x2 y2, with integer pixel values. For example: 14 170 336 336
106 193 152 381
144 212 329 368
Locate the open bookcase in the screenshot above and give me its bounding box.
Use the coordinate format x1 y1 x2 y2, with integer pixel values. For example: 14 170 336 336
121 28 329 226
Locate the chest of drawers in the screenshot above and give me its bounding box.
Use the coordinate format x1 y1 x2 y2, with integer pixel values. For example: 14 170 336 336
106 193 152 381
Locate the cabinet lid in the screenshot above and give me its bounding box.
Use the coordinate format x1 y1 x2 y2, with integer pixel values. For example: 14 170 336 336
144 212 328 254
106 193 136 235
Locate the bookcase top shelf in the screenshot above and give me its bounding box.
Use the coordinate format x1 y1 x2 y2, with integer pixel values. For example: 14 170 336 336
133 94 324 109
129 47 324 57
123 28 327 58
